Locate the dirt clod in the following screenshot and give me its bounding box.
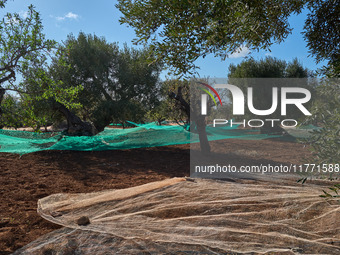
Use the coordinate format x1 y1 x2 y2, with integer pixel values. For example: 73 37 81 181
76 216 90 226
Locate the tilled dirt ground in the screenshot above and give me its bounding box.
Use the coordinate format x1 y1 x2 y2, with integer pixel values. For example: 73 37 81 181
0 138 327 254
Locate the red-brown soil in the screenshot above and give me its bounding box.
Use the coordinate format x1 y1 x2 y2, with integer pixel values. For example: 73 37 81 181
0 138 317 254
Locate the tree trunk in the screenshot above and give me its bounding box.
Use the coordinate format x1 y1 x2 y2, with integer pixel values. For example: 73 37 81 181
0 88 5 129
53 102 98 136
0 69 15 128
169 87 210 154
195 115 211 154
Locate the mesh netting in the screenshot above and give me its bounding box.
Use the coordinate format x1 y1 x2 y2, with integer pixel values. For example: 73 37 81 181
13 177 340 254
0 123 284 154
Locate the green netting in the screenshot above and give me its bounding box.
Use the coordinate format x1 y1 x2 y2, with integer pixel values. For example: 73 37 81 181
0 122 297 154
108 121 139 127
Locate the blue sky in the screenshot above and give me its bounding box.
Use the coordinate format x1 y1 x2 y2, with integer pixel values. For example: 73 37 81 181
2 0 325 79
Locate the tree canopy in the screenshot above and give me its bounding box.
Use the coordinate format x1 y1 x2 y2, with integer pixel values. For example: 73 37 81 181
303 0 339 77
48 32 163 132
227 57 314 133
0 3 55 85
0 1 82 130
301 0 339 164
228 57 311 78
116 0 306 75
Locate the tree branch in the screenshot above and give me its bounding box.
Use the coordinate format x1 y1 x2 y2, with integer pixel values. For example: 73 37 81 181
0 68 15 84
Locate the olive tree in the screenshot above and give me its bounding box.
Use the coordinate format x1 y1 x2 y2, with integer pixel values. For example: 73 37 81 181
116 0 309 153
302 0 340 164
228 57 314 133
0 2 82 130
50 33 163 133
116 0 306 75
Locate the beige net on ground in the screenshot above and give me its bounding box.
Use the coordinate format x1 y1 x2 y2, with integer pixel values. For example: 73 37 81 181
14 177 340 254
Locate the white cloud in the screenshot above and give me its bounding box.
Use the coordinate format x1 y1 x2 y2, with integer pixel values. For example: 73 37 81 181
55 12 80 21
65 12 79 19
19 10 29 19
228 46 250 58
265 52 272 56
56 16 65 21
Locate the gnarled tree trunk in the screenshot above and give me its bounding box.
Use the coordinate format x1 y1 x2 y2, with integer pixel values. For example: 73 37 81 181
53 102 98 136
169 86 211 154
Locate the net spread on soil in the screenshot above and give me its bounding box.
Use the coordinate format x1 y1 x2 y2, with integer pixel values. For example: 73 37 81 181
0 123 278 154
0 123 316 154
14 178 340 254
